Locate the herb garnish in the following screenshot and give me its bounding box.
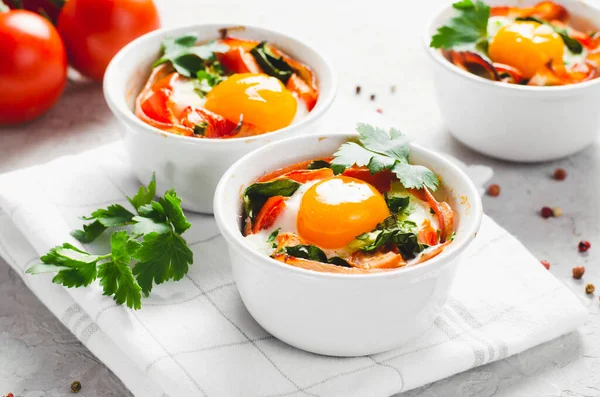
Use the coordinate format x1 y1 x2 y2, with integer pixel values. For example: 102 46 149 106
193 122 208 136
26 175 193 310
243 179 301 220
430 0 490 50
332 123 439 191
267 228 280 243
307 160 331 170
284 245 352 268
385 194 410 214
250 41 294 83
354 215 427 259
516 16 583 54
153 34 229 77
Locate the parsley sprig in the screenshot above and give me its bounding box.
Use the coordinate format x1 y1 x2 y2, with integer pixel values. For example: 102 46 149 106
332 123 439 191
430 0 490 50
26 175 193 310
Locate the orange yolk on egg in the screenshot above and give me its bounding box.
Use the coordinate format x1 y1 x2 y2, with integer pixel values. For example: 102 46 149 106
297 176 390 249
204 73 297 132
488 21 565 79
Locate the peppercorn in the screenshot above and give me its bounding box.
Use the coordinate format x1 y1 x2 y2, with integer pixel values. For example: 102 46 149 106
355 85 361 95
578 240 591 252
552 207 563 217
376 108 383 114
541 260 550 270
572 266 585 279
541 207 553 218
71 381 81 393
487 184 501 197
553 168 567 180
370 94 376 101
586 284 595 294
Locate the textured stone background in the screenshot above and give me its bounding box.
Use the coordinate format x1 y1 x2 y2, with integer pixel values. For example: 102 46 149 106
2 0 600 396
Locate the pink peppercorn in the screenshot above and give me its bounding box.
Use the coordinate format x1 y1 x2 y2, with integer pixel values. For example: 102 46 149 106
541 207 553 218
578 240 591 253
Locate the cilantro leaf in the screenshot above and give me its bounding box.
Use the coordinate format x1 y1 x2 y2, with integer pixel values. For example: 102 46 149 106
71 220 106 243
430 0 490 49
267 228 280 243
131 216 171 235
128 174 156 211
332 123 440 191
132 232 193 296
392 163 440 191
97 231 142 310
356 123 410 161
153 35 229 77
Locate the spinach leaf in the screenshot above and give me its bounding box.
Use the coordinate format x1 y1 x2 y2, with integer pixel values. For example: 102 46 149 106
284 245 352 268
385 194 410 214
307 160 331 170
243 179 301 220
153 35 229 77
356 215 427 259
250 41 293 83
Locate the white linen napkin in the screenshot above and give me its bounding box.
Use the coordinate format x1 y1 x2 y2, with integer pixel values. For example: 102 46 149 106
0 143 587 397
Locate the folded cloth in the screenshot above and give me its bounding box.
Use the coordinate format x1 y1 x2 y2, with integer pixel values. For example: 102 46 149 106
0 143 587 397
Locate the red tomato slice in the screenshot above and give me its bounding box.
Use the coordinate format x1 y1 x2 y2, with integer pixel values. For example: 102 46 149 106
280 168 334 183
252 196 286 233
341 168 394 193
287 73 318 111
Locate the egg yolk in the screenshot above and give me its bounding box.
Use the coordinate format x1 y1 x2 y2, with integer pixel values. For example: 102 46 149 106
204 73 297 132
488 21 565 79
297 176 390 249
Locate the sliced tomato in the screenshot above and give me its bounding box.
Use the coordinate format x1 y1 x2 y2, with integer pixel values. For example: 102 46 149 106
530 1 569 22
415 241 452 264
252 196 286 233
140 88 174 124
180 107 242 138
287 73 318 111
217 46 261 74
275 232 307 251
529 61 597 86
257 160 314 182
272 254 392 274
342 168 394 193
347 250 406 270
220 37 259 52
490 6 512 16
493 63 527 84
447 51 498 81
280 168 334 183
417 219 439 246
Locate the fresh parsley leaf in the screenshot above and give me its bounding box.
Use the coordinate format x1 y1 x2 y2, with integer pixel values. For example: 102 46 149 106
307 160 331 170
284 245 352 268
159 190 192 234
128 174 156 211
132 231 193 296
355 216 426 259
153 35 229 77
332 123 440 191
71 220 106 243
243 179 301 220
250 41 293 83
267 228 280 243
430 0 490 50
97 231 142 310
195 69 226 97
26 176 194 310
33 243 103 288
385 194 410 214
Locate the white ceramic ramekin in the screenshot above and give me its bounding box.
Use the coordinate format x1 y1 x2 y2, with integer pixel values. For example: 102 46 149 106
104 24 336 213
425 0 600 162
214 133 483 356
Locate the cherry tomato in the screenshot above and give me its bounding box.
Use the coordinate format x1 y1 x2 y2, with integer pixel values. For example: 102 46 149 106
57 0 160 81
0 9 67 124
